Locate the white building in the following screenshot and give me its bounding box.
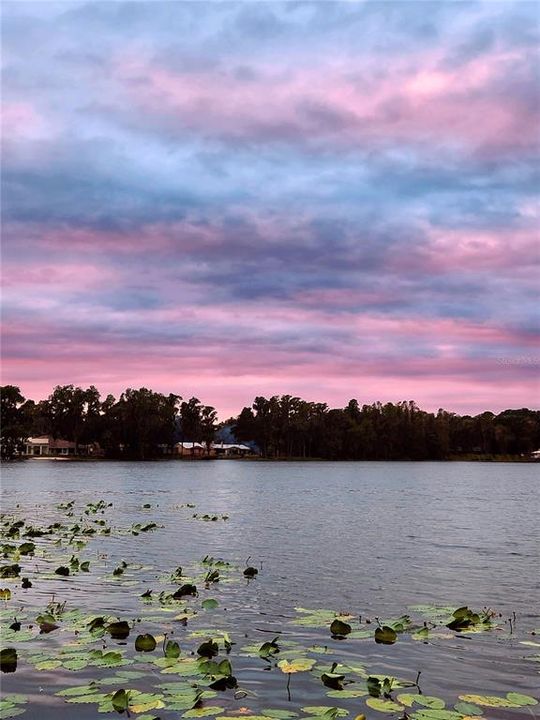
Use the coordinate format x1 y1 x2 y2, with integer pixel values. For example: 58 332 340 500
211 442 254 457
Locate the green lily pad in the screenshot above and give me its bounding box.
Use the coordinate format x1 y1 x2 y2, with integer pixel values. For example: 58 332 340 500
453 702 483 716
412 711 463 720
414 696 446 710
56 685 100 697
197 639 219 658
301 707 348 717
261 710 299 719
35 660 63 670
330 619 351 637
0 565 20 579
201 598 219 610
182 708 224 718
0 648 17 673
135 633 157 652
164 640 181 658
111 689 129 712
65 693 108 704
505 693 538 706
374 626 397 644
107 621 130 640
0 708 26 719
366 698 403 713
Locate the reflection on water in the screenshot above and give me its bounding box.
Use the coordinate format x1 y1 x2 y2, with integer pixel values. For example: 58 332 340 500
1 460 538 715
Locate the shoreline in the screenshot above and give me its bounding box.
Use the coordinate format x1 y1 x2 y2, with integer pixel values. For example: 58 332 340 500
3 454 537 463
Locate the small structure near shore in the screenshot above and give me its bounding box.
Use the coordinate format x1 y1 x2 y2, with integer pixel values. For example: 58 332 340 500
174 442 206 457
160 441 257 458
23 436 100 457
211 442 254 457
24 436 76 457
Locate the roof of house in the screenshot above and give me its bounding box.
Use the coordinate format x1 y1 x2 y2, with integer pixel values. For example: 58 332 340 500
212 443 252 451
27 436 76 448
49 439 76 449
173 441 252 451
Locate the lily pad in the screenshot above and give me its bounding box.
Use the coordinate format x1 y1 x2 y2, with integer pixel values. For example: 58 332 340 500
453 702 483 716
107 621 131 640
366 698 403 713
135 633 157 652
302 707 348 717
505 693 538 706
330 619 351 637
374 626 397 644
111 689 129 713
201 598 219 610
0 648 17 673
278 658 316 673
164 640 181 658
458 695 519 708
182 708 224 718
261 710 299 719
414 696 446 710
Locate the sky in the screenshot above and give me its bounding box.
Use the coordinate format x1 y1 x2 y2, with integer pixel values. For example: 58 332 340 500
1 0 539 418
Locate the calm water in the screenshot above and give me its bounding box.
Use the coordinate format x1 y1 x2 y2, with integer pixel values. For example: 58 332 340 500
1 460 539 716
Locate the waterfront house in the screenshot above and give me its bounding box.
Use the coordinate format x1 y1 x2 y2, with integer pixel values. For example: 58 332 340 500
22 436 102 457
212 442 255 457
174 442 206 457
24 436 77 457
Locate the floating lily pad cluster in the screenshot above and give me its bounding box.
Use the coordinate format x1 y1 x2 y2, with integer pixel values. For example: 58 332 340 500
290 606 504 644
0 500 538 719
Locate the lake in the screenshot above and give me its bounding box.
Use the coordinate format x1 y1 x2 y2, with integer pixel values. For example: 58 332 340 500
0 460 538 718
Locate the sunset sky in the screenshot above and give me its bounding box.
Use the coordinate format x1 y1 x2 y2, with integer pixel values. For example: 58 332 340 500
2 1 539 417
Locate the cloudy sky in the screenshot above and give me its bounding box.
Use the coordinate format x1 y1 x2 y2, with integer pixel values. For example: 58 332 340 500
1 1 539 416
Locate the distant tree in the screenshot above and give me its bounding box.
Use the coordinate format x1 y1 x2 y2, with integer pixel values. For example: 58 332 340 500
107 388 180 459
4 382 539 461
234 407 256 443
39 385 102 453
345 398 361 422
180 397 203 442
200 405 218 454
493 408 540 454
1 386 34 459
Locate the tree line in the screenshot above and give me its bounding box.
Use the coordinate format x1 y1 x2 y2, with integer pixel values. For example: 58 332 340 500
1 384 539 461
0 385 215 460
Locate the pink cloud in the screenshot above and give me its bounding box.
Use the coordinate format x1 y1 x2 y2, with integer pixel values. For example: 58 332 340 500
2 295 538 419
1 102 47 140
114 47 537 154
2 341 537 419
1 262 116 290
390 226 540 274
18 221 235 256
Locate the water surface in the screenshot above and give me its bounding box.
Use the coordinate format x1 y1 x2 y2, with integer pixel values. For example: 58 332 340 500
1 460 538 716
